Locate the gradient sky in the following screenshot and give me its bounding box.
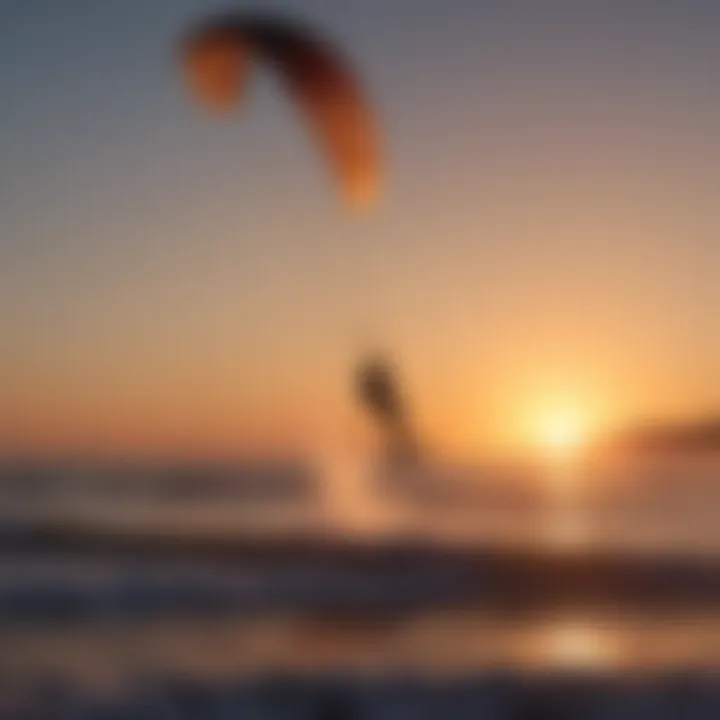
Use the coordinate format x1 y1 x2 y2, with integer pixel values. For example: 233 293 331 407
1 0 718 459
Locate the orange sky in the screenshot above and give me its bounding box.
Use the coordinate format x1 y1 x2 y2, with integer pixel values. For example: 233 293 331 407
1 1 717 460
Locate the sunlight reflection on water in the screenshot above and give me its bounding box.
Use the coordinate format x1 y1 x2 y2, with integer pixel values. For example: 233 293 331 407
1 611 717 690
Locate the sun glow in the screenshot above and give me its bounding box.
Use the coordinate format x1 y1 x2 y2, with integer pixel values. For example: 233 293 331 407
536 407 587 458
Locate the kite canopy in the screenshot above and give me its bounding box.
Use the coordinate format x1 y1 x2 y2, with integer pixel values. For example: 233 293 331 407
181 13 381 207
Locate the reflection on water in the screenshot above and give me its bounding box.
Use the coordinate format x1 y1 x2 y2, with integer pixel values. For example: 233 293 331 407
0 549 717 689
540 459 592 552
3 612 719 691
534 622 619 670
541 506 592 551
0 454 717 693
1 452 718 554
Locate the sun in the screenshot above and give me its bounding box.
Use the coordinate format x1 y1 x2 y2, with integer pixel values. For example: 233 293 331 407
537 408 586 457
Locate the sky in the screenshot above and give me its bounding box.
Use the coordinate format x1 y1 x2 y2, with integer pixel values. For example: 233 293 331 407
0 0 718 460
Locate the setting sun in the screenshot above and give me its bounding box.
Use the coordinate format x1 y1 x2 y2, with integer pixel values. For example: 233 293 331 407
536 408 587 457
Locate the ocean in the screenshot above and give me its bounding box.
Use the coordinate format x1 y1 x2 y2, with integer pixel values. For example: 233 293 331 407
0 455 717 716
